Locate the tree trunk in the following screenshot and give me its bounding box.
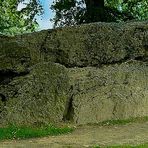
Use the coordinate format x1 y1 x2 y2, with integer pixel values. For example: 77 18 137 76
84 0 105 22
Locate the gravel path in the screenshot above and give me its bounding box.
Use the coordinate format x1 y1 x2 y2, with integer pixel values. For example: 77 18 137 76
0 122 148 148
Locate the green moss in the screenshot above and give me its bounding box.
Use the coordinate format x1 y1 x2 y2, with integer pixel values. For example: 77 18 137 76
0 62 70 125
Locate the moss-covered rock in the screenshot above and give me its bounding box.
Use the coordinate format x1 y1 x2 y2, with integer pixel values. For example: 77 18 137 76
0 21 148 125
0 30 48 73
68 60 148 124
43 21 148 67
0 62 69 125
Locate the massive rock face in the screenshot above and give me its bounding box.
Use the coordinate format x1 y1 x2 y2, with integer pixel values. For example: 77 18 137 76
68 61 148 124
0 21 148 125
43 21 148 67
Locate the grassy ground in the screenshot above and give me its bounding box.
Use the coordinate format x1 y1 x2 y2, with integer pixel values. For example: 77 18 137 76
0 118 147 147
91 117 148 148
0 117 147 141
0 124 73 140
93 143 148 148
87 116 148 126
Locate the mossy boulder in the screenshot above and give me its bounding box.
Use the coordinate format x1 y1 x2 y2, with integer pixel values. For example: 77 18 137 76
0 30 48 73
0 21 148 125
43 21 148 67
68 60 148 124
0 62 69 125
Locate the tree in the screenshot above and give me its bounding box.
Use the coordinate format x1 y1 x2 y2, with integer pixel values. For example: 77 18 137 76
0 0 43 35
84 0 105 22
51 0 148 27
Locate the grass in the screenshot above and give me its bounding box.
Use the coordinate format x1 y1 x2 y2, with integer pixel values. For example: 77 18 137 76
0 124 73 140
93 143 148 148
87 116 148 126
0 117 147 141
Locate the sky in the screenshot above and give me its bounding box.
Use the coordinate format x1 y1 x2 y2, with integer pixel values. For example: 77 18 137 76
18 0 54 30
37 0 54 30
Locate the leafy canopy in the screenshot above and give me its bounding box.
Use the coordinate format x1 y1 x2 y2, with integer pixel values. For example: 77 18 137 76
51 0 148 27
0 0 147 34
0 0 43 35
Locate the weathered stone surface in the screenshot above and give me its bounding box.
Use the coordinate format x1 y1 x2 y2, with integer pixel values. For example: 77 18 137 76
44 21 148 67
0 21 148 125
0 21 147 71
0 30 47 73
68 60 148 124
0 62 69 125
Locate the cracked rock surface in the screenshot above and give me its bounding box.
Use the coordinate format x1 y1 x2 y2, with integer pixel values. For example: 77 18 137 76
0 21 148 125
68 61 148 124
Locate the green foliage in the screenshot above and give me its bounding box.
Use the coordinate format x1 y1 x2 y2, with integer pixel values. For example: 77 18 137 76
0 124 73 140
0 0 43 35
51 0 148 27
106 0 148 20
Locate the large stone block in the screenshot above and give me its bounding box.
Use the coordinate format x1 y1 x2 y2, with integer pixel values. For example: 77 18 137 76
68 60 148 124
0 62 69 125
0 30 48 73
44 21 148 67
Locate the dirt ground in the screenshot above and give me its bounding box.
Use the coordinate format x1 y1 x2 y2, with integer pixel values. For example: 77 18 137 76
0 122 148 148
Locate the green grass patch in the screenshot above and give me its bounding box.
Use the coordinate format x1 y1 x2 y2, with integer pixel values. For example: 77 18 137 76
87 116 148 126
0 124 73 140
